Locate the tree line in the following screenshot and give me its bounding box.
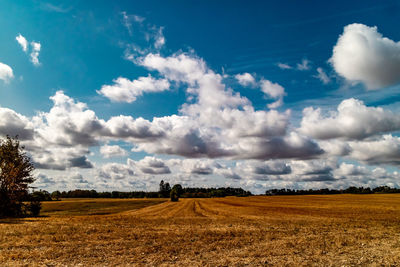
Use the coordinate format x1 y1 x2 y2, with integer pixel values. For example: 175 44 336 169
31 185 400 202
265 186 400 195
32 182 252 201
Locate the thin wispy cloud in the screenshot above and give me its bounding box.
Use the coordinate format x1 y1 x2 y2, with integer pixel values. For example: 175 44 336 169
296 59 311 71
314 67 331 84
16 34 41 66
277 63 292 70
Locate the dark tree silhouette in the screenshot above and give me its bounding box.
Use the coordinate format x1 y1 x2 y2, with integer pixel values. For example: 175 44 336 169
170 187 179 202
164 182 171 192
172 184 183 197
0 136 38 217
159 180 165 192
159 180 171 197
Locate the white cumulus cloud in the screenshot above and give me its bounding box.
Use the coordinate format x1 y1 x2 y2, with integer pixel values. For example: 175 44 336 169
260 79 286 108
0 63 14 83
235 72 256 87
100 144 128 158
98 75 170 103
330 23 400 90
300 98 400 140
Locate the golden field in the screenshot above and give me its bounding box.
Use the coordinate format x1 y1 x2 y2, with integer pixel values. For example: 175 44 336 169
1 195 400 266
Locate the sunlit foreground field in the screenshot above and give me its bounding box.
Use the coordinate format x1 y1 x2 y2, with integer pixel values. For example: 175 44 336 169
1 195 400 266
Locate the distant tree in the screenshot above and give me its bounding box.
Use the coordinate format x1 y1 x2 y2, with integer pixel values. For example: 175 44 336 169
30 190 52 201
159 180 165 192
0 136 38 217
51 190 61 200
172 184 183 197
159 180 172 197
170 187 179 202
164 182 171 192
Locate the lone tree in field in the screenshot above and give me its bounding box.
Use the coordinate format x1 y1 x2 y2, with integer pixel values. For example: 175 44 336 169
170 187 179 202
0 136 37 217
170 184 182 202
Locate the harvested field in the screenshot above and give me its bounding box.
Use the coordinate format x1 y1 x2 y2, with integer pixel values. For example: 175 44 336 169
40 198 167 216
1 195 400 266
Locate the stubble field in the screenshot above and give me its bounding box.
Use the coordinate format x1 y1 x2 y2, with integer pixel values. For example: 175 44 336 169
1 194 400 266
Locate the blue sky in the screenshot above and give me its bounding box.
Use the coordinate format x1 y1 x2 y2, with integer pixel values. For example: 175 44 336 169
1 1 400 193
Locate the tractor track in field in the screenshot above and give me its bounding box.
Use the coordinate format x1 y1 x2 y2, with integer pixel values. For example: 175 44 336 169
122 198 246 219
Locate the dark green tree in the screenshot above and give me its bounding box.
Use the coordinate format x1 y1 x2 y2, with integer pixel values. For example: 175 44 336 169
172 184 183 197
51 190 61 200
170 187 179 202
159 180 171 197
0 136 37 217
164 182 171 192
159 180 165 192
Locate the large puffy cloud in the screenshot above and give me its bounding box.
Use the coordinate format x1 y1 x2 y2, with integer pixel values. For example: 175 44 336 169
139 53 207 85
0 63 14 83
1 50 321 172
98 75 170 103
134 53 321 159
1 91 105 170
289 160 336 182
300 98 400 140
33 91 106 147
334 162 368 178
131 156 171 174
98 162 136 180
0 52 321 169
169 158 220 175
330 23 400 89
132 119 234 158
104 116 164 140
0 107 34 140
241 161 291 176
30 146 93 170
348 135 400 165
233 132 323 160
0 52 322 172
